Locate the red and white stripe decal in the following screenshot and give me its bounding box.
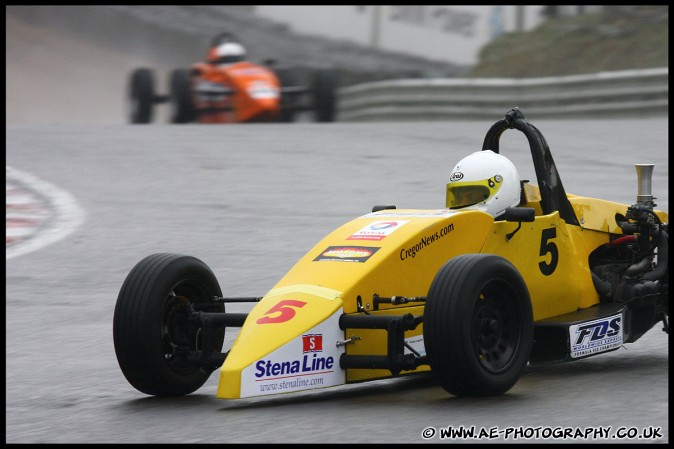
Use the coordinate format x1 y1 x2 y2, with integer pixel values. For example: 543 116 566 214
6 166 85 259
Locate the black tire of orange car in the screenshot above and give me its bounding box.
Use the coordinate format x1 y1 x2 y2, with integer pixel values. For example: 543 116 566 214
128 68 155 124
169 69 196 124
423 254 533 397
313 69 337 122
275 68 298 122
113 253 225 397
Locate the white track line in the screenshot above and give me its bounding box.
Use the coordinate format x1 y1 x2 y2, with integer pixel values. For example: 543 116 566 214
6 166 86 260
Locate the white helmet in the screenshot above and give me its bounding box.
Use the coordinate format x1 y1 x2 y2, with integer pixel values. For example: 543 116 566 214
209 42 246 65
446 150 521 217
207 33 246 65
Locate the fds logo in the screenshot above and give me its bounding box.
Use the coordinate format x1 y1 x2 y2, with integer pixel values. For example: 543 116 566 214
573 316 621 346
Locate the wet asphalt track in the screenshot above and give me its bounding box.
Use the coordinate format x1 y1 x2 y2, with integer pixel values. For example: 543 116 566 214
5 119 668 443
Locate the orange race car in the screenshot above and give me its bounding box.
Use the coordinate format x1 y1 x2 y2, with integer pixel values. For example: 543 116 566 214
127 33 337 124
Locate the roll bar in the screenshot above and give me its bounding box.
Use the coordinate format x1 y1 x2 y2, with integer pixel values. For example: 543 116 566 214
481 108 579 226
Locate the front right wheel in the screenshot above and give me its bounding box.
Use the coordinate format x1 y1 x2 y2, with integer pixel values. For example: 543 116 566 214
168 69 195 123
423 254 533 396
275 68 298 122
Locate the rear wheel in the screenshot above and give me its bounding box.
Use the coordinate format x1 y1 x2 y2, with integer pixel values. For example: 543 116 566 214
423 254 533 396
169 69 195 123
275 68 299 122
127 68 155 124
313 69 337 122
113 253 225 396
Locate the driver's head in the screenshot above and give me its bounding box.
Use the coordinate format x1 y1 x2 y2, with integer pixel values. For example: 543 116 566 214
446 150 521 218
207 33 246 65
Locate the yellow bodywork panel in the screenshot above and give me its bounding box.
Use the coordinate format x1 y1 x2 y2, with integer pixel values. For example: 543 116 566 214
217 286 343 399
273 209 494 314
521 182 543 215
481 211 603 320
568 195 668 233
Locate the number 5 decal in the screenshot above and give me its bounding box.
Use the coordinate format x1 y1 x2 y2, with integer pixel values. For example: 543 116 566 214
256 299 307 324
539 227 558 276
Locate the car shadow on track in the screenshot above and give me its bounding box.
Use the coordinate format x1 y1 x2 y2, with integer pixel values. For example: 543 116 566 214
116 349 667 412
523 350 668 379
115 373 440 412
216 373 442 410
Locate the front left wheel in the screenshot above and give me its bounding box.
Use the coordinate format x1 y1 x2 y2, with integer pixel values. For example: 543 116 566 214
127 68 156 124
113 253 225 396
423 254 533 397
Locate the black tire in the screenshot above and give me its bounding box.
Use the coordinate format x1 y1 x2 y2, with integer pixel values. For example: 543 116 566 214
423 254 533 397
275 68 298 122
169 69 195 124
127 68 155 124
113 253 225 397
313 69 337 122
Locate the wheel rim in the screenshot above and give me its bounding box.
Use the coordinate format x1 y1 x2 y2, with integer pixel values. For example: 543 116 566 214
160 280 212 375
471 279 522 374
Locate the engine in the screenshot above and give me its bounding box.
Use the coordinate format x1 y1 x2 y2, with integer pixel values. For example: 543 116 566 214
589 164 668 340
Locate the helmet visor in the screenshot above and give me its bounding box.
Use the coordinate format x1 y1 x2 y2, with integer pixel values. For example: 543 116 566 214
446 178 501 209
214 54 245 64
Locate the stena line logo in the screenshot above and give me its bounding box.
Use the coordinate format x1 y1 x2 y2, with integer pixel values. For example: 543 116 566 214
240 311 345 397
255 333 334 378
303 334 323 352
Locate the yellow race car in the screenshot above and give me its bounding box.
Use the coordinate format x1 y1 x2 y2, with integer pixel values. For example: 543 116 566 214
113 108 668 399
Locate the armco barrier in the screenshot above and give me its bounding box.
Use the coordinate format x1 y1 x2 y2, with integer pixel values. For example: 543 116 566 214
337 68 668 121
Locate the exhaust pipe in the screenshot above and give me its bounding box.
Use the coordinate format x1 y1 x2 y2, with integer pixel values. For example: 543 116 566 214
635 164 655 208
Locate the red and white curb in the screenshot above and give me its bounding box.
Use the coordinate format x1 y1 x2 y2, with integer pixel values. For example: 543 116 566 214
6 166 85 260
